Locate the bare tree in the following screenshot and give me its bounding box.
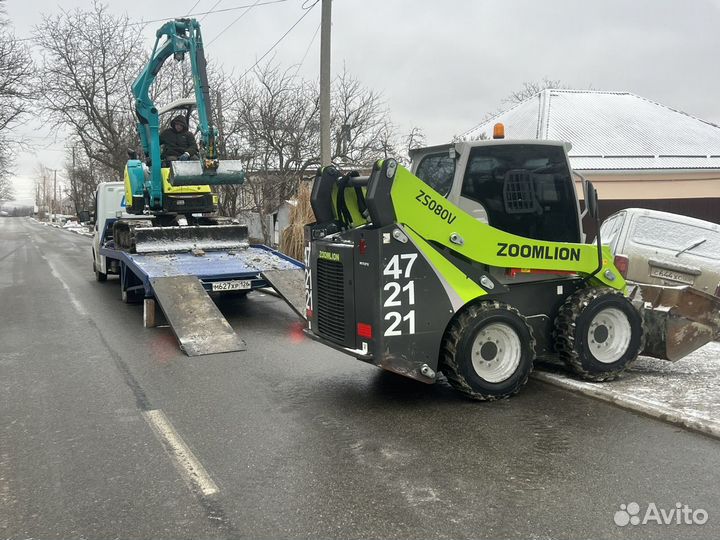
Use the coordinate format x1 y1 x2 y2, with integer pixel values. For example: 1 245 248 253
331 67 396 168
220 63 400 242
0 177 13 200
64 144 100 215
223 63 320 241
0 0 34 196
398 126 426 165
501 77 569 106
34 1 145 178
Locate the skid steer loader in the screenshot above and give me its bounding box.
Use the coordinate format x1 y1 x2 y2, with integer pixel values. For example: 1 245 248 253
302 128 720 400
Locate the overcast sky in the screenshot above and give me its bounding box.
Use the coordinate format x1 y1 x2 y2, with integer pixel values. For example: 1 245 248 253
7 0 720 202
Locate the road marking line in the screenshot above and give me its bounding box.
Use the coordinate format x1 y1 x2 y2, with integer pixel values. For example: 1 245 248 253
38 251 88 316
142 409 219 496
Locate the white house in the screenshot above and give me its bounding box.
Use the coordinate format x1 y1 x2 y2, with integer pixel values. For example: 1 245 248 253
464 89 720 224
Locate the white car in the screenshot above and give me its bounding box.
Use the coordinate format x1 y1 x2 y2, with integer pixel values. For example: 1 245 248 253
599 208 720 297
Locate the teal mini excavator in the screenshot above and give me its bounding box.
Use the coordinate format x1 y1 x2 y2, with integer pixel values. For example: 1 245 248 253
115 18 247 252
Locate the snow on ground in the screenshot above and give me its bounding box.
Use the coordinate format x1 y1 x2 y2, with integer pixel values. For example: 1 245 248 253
537 342 720 437
619 342 720 421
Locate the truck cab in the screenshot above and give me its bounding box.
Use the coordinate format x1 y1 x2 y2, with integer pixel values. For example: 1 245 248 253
91 181 134 281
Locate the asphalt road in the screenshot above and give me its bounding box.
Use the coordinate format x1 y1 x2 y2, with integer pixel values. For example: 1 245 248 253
1 216 719 540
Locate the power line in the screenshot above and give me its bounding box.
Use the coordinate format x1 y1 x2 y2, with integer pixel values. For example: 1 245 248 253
293 21 320 78
239 1 318 80
186 0 203 16
200 0 224 22
207 0 262 46
4 0 291 42
129 0 289 27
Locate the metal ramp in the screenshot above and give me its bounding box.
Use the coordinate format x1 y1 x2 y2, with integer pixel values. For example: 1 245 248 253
262 268 307 319
149 275 246 356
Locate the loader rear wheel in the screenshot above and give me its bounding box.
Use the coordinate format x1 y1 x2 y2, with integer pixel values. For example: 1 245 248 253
441 301 535 401
554 287 643 381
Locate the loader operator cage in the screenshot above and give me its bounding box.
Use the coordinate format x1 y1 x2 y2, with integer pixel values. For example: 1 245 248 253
460 144 581 243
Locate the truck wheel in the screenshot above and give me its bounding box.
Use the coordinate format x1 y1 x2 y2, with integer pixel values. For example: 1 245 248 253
554 287 643 381
93 261 107 282
441 301 536 401
121 288 144 304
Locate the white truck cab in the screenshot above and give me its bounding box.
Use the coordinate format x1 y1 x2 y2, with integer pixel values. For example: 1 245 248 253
92 182 133 281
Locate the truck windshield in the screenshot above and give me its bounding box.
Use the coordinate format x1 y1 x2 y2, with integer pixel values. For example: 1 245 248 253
460 144 581 243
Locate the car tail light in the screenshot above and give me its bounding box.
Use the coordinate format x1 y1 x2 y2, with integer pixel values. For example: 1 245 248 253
614 254 629 279
306 308 313 319
357 322 372 339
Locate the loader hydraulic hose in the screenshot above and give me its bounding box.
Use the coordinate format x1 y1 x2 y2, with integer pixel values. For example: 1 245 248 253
585 208 604 283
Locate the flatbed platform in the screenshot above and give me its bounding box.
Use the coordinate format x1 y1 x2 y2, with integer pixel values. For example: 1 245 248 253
99 236 303 356
100 243 300 291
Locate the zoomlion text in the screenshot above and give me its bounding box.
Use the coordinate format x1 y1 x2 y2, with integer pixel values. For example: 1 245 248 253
497 242 581 262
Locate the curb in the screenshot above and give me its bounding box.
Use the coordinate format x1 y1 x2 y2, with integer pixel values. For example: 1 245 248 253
532 370 720 440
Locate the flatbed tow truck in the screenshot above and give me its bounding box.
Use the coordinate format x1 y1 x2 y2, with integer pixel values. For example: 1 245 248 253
88 18 306 355
92 181 305 356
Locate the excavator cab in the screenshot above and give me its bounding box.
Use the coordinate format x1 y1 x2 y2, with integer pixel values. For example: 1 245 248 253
124 98 216 216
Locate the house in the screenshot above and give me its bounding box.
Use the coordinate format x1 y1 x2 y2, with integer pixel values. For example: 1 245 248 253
464 90 720 225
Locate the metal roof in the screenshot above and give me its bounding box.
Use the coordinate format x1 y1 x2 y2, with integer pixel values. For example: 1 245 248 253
464 90 720 171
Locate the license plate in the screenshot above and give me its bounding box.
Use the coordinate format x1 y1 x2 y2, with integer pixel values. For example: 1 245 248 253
650 267 694 285
211 280 251 291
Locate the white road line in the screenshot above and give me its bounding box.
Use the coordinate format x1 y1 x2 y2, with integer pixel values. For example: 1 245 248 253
142 409 219 496
31 242 88 316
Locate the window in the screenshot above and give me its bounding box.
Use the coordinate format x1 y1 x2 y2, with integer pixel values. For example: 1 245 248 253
460 144 580 242
415 153 456 196
599 213 625 253
632 216 720 260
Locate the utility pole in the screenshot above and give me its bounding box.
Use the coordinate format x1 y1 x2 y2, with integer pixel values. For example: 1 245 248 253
319 0 332 165
216 91 225 156
53 169 57 219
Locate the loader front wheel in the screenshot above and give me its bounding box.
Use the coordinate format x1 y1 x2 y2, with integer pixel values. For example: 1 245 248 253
441 301 535 401
555 287 643 381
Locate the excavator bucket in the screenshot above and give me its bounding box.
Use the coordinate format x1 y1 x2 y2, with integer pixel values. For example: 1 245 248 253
169 160 246 186
631 283 720 362
134 224 249 254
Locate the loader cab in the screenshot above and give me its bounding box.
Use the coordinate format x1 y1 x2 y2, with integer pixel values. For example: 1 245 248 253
411 140 583 243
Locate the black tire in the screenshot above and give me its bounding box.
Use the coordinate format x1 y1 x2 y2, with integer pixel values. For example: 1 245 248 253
554 287 643 381
121 279 145 303
93 260 107 282
440 301 536 401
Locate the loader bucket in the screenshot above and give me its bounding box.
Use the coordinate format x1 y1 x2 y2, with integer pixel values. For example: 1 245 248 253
134 224 249 254
169 160 246 186
630 283 720 362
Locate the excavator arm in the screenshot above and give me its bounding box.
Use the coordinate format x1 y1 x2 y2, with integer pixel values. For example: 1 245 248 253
129 18 244 213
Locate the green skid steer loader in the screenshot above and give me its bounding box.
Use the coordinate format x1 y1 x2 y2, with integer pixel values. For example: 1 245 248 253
302 130 720 400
